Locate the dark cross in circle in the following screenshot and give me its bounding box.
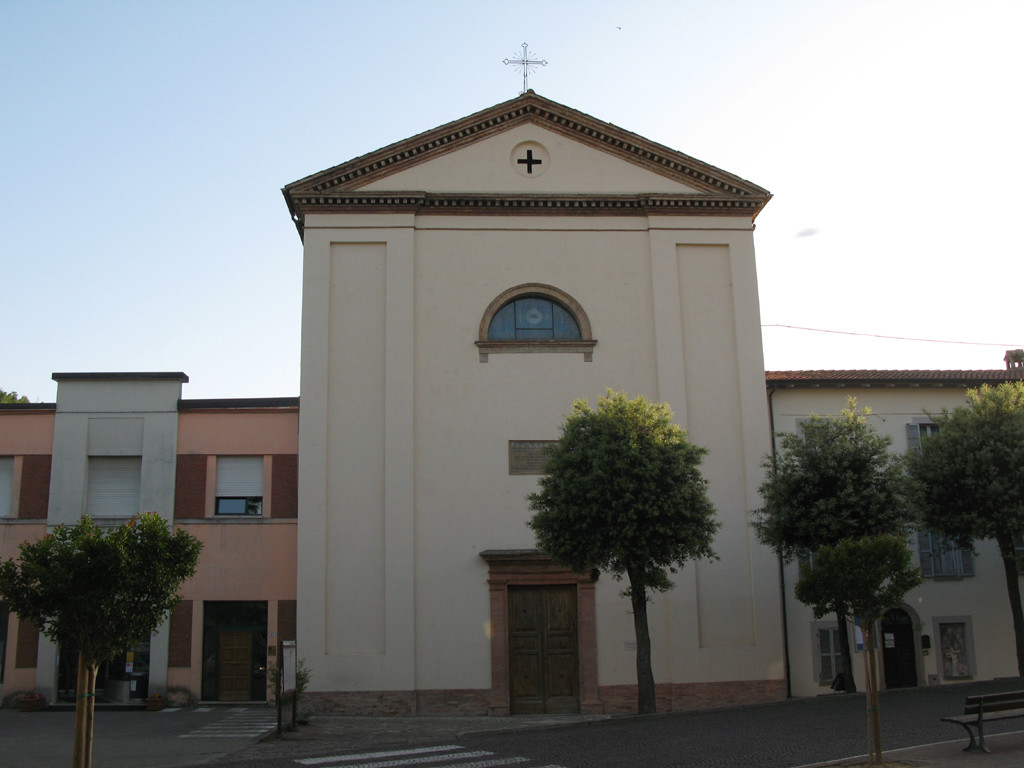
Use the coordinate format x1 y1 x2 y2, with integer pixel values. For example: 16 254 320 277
517 149 543 174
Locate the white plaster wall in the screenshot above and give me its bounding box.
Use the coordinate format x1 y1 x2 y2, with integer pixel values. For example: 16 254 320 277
411 224 658 690
49 378 183 526
298 205 784 695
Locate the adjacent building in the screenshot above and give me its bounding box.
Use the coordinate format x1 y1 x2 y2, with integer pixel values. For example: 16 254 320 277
0 373 298 706
767 368 1024 697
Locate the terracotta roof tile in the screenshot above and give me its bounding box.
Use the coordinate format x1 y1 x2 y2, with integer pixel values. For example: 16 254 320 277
766 369 1024 387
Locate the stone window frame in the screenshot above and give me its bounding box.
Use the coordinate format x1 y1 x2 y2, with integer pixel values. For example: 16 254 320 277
476 283 596 362
933 615 976 681
479 550 602 715
810 620 845 687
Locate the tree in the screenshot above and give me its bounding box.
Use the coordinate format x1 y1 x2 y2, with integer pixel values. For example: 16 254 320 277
0 388 29 403
752 399 913 692
905 381 1024 678
795 535 923 765
0 514 202 768
527 390 718 714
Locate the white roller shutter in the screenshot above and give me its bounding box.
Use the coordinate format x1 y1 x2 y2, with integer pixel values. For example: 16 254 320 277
216 456 264 497
86 456 141 517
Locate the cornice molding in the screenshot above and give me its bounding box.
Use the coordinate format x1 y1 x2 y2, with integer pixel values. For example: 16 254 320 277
288 191 765 219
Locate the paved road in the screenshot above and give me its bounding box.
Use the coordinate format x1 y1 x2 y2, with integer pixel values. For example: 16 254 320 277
4 680 1024 768
209 680 1024 768
0 705 279 768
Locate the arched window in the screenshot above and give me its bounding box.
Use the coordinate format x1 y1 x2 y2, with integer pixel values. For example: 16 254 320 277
487 296 581 341
477 283 595 362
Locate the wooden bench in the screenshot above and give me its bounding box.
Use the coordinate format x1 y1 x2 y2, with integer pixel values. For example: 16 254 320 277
941 690 1024 752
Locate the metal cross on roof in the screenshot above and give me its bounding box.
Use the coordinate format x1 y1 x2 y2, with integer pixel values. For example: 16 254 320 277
503 42 547 95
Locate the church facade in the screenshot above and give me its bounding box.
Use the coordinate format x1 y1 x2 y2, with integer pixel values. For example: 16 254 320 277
283 92 785 714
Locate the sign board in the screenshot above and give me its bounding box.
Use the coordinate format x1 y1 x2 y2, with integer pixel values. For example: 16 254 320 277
280 640 296 695
508 440 555 474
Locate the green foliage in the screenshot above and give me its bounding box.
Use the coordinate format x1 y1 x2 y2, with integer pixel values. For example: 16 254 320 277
753 398 913 562
528 390 718 593
0 513 202 667
794 535 923 621
906 382 1024 550
905 381 1024 677
0 388 29 403
269 657 311 704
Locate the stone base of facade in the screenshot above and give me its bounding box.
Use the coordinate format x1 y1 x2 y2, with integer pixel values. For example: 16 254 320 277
598 679 787 714
304 689 491 716
304 679 785 716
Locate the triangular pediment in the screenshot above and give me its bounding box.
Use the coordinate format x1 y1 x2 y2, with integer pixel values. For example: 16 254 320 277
283 92 770 235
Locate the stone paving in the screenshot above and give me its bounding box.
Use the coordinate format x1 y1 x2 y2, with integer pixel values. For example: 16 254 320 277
216 679 1024 768
4 680 1024 768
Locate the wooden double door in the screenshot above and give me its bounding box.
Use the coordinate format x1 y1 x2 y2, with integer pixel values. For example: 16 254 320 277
508 585 580 714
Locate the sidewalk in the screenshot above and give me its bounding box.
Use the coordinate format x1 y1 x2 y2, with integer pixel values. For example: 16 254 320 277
824 730 1024 767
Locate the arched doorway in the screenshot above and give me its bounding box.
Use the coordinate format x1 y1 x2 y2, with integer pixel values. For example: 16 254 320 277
881 608 918 689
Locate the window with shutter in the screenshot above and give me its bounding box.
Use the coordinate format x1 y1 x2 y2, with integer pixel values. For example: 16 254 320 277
0 458 13 517
918 530 974 578
814 625 844 685
906 421 940 452
215 456 264 516
86 456 141 517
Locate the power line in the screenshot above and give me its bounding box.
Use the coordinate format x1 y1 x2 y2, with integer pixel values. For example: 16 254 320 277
761 324 1024 348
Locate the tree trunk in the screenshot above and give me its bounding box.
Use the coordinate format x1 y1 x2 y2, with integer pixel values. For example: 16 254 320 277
84 661 97 768
837 613 857 692
864 621 882 765
628 575 657 714
73 652 87 768
997 534 1024 678
72 652 98 768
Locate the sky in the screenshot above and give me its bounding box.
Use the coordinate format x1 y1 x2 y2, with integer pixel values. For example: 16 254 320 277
3 0 1023 403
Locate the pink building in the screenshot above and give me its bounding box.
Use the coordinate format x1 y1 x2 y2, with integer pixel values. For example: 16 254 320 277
0 373 297 706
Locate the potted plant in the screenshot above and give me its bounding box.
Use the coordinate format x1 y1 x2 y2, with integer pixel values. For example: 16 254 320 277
18 692 46 712
144 693 165 711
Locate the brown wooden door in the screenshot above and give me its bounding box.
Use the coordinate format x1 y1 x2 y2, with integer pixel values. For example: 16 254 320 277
509 585 579 714
217 631 252 701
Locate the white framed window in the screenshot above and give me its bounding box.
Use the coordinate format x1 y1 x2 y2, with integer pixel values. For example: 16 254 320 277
918 531 974 578
0 457 13 517
215 456 263 516
906 420 940 451
86 456 141 518
812 623 845 685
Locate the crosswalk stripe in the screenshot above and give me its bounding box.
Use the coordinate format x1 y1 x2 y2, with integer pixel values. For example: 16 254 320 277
180 709 277 738
298 746 466 765
299 750 495 768
420 758 530 768
294 744 564 768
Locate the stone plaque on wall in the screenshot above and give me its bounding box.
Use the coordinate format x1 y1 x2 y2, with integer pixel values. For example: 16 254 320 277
508 440 556 475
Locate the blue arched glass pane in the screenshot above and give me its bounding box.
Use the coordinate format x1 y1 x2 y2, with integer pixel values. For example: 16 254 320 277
552 303 581 339
488 296 582 341
488 303 516 340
